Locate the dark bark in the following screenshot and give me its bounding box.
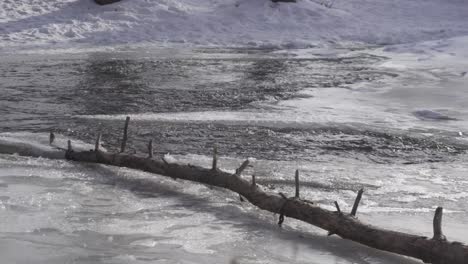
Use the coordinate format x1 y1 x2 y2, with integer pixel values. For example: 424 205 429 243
120 116 130 153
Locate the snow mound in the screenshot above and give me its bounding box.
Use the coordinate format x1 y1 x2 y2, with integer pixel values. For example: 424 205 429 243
1 0 468 51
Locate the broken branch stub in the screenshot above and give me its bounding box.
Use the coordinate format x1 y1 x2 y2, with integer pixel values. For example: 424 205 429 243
277 193 289 227
120 116 130 153
295 169 300 198
148 139 153 158
95 133 101 152
49 132 55 145
334 201 341 214
235 160 250 177
433 207 446 241
67 140 72 152
351 188 364 216
212 145 218 171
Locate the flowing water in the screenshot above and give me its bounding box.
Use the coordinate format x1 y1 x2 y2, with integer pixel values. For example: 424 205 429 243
1 47 468 264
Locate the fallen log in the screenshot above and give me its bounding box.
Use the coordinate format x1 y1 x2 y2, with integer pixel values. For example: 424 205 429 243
1 123 468 263
64 148 468 263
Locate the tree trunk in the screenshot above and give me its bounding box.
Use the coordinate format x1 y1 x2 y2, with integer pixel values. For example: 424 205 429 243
63 148 467 264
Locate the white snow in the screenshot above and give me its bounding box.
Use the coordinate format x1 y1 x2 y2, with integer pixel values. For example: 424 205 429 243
163 153 178 164
1 0 468 52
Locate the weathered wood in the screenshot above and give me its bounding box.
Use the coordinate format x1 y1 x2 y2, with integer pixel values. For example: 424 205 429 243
120 116 130 153
95 133 101 152
212 146 218 171
49 132 55 145
61 148 468 264
334 201 341 214
148 139 153 158
235 160 250 176
67 140 72 152
433 207 446 241
295 169 300 198
351 188 364 216
328 201 342 236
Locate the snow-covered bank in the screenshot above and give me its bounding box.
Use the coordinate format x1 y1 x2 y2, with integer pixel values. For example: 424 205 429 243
1 0 468 52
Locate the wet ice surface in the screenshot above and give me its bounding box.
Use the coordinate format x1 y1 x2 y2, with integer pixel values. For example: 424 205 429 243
1 47 468 263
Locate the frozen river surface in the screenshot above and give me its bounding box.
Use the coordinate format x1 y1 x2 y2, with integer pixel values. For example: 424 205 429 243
1 45 468 264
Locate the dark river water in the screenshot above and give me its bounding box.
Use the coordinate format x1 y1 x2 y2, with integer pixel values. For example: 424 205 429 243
1 49 463 163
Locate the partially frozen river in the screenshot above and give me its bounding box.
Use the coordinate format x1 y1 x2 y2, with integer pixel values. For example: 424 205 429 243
1 46 468 264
